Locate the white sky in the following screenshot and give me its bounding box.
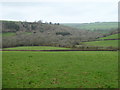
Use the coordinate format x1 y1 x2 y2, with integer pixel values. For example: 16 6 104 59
0 0 119 23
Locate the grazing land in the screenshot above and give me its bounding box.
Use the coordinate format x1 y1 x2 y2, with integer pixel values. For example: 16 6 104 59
83 40 119 48
82 33 119 48
1 32 32 37
99 33 119 39
62 22 117 33
3 46 70 50
2 20 119 88
3 50 118 88
0 32 16 37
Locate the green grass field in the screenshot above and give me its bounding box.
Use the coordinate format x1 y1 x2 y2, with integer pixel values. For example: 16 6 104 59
1 32 32 37
0 32 16 37
3 46 70 50
3 50 118 88
100 34 119 39
62 22 117 32
84 40 119 48
83 34 119 48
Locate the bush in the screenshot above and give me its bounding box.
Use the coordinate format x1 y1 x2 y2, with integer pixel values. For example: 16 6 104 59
56 32 71 36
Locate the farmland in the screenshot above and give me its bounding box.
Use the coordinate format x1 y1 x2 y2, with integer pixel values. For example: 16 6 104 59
0 32 32 37
2 50 118 88
99 33 119 39
2 20 119 88
0 32 16 37
83 40 119 48
82 33 119 48
3 46 70 50
62 22 118 33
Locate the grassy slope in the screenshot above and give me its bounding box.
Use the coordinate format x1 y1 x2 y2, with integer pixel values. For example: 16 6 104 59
3 46 70 50
100 34 119 39
84 40 118 48
62 22 117 30
84 34 119 48
3 51 118 88
62 22 117 33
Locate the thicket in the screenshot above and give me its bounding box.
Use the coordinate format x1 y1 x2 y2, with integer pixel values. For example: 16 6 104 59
2 21 20 31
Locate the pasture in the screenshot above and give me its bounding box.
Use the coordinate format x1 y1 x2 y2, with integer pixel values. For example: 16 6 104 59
100 34 119 39
62 22 117 33
84 33 119 48
0 32 16 37
2 49 118 88
1 32 32 37
3 46 70 50
84 40 119 48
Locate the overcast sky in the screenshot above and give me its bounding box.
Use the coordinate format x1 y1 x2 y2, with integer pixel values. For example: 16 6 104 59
0 0 119 23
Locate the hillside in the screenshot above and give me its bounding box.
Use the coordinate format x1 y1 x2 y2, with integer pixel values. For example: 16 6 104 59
62 22 118 33
84 40 118 48
99 33 119 39
81 33 119 48
1 20 106 48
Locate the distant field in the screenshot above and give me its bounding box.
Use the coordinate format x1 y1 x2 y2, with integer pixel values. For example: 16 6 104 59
1 32 32 37
3 46 70 50
83 34 119 48
3 51 118 88
84 40 118 48
100 34 119 39
0 32 16 37
62 22 117 33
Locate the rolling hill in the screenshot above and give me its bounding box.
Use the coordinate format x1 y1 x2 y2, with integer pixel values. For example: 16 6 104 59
82 33 119 48
99 33 119 39
1 20 105 48
62 22 118 33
